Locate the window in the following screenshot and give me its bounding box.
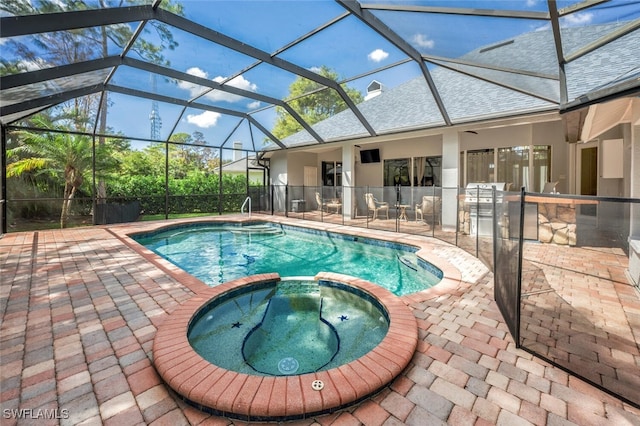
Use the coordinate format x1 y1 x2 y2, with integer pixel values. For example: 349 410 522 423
383 157 441 187
414 156 442 186
383 159 410 186
498 146 529 191
322 161 341 187
532 146 551 192
463 146 551 191
466 149 495 184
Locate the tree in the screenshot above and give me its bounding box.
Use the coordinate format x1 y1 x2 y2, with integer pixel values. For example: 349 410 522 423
7 116 119 228
1 1 183 70
272 65 364 140
191 131 220 172
1 0 183 124
1 0 184 200
113 131 220 186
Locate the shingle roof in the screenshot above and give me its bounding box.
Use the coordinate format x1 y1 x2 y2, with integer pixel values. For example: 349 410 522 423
214 156 263 173
280 21 638 148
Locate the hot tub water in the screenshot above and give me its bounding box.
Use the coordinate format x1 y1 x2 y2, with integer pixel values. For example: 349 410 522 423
188 279 388 376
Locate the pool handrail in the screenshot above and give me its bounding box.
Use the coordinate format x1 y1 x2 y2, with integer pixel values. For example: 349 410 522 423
241 196 251 218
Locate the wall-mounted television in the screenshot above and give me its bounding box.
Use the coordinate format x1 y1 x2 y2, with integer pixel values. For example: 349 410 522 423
360 148 380 164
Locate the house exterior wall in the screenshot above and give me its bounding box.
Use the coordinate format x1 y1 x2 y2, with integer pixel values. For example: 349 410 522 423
458 120 567 192
596 124 630 198
270 151 288 186
355 143 383 187
220 169 264 185
628 100 640 286
268 107 637 207
317 150 341 163
632 101 640 240
353 135 443 187
533 120 568 193
287 152 318 186
271 117 569 193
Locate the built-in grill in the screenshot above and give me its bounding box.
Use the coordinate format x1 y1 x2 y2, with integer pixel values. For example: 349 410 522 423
465 182 507 236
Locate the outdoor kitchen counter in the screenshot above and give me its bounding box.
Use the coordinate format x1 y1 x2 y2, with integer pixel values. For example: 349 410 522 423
459 193 599 245
521 195 599 205
511 195 599 246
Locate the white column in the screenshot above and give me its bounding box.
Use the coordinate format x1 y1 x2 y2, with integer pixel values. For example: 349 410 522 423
631 99 640 238
441 129 460 232
629 99 640 286
342 142 354 218
270 151 288 212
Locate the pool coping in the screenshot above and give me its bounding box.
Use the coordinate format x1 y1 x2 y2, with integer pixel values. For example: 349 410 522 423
152 272 418 421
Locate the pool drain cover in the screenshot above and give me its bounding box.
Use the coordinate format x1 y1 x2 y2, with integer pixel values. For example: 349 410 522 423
278 357 299 374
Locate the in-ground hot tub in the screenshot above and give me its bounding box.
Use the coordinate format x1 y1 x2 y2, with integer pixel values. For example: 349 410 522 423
189 278 389 376
153 272 418 421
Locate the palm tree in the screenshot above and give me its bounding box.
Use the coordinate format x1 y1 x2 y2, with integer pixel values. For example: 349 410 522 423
7 116 116 228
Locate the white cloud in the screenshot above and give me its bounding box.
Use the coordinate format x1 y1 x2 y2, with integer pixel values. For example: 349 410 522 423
177 67 209 96
178 67 257 103
185 66 208 79
536 11 592 31
534 23 551 32
368 48 389 62
526 0 539 7
208 75 257 102
247 100 261 109
186 110 221 128
412 34 435 49
561 12 594 27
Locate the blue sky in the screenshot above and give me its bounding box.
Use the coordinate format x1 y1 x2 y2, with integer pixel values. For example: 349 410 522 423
3 0 640 152
127 0 638 149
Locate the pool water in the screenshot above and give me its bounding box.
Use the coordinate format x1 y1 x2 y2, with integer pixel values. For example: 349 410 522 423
134 222 441 296
242 287 339 375
187 279 389 376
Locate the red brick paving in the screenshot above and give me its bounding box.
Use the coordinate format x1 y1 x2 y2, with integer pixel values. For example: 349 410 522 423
1 215 639 425
521 241 640 409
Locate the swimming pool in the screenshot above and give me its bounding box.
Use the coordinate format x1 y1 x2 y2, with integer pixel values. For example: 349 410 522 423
134 222 442 296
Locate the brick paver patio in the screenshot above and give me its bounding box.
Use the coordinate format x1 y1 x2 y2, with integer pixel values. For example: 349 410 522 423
1 215 639 425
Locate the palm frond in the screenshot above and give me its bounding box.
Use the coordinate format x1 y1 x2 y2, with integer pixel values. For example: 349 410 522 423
6 157 49 177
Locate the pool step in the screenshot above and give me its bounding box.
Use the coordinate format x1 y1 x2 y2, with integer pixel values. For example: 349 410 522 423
230 224 283 235
276 279 320 296
397 254 418 271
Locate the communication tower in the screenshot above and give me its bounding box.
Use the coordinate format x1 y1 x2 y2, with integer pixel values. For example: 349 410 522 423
150 74 162 140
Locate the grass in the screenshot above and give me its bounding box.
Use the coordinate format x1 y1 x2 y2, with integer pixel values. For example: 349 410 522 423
6 211 238 232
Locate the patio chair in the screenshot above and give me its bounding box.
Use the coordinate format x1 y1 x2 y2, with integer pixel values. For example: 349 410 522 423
542 181 559 193
316 192 341 213
415 195 441 225
364 193 389 220
326 199 342 214
315 192 326 211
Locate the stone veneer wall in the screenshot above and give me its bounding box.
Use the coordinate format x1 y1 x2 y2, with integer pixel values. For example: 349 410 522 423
537 203 577 246
629 240 640 287
458 202 577 246
459 206 471 235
